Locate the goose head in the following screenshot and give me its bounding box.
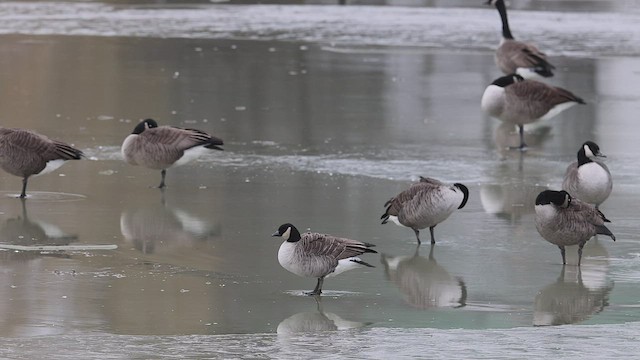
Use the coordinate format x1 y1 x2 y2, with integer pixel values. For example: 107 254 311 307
132 118 159 135
272 223 302 242
535 190 571 209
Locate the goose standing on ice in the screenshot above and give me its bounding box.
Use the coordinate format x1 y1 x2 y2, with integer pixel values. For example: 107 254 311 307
534 190 615 266
121 119 224 188
381 177 469 245
562 141 612 209
272 223 377 296
481 74 585 150
0 128 83 198
487 0 555 79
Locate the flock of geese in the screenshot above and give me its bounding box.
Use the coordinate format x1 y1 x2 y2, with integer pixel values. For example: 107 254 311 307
0 1 616 296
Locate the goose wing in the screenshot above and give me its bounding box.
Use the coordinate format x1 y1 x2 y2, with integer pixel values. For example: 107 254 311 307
565 198 615 240
143 126 222 152
498 40 555 76
0 128 81 161
507 80 583 118
382 182 435 221
300 232 376 261
562 162 579 194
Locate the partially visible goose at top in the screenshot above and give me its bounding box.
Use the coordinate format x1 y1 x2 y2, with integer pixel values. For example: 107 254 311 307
481 74 585 150
381 176 469 245
562 141 612 209
0 127 83 198
121 118 224 188
487 0 555 79
534 190 615 266
272 223 377 296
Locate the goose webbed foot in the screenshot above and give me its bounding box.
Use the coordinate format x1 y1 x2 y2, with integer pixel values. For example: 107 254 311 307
306 277 324 296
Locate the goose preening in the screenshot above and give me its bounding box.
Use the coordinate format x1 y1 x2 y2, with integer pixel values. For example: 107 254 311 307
487 0 555 79
381 245 467 309
271 223 377 296
0 128 83 198
481 74 585 150
381 176 469 245
534 190 615 266
562 141 612 209
121 118 224 188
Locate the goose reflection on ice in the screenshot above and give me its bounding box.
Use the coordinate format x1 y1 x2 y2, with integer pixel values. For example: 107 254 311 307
0 199 78 248
480 182 548 223
381 244 467 309
533 248 613 326
277 296 371 335
120 203 221 254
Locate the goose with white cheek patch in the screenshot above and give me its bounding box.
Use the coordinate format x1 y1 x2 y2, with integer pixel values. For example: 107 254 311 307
272 223 377 296
481 74 585 150
381 177 469 245
121 118 224 188
562 141 612 209
486 0 555 79
0 127 83 198
534 190 615 266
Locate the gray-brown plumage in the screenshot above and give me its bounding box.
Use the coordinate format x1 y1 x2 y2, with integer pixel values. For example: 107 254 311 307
0 127 83 198
481 74 585 150
381 176 469 245
534 190 615 266
562 141 612 208
121 118 224 188
272 223 377 296
487 0 555 78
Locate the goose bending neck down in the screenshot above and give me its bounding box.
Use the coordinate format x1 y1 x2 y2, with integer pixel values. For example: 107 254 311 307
121 118 224 188
0 127 83 198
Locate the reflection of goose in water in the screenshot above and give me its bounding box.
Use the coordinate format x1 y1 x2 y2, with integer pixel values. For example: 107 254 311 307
533 262 613 326
0 199 78 247
277 296 371 335
120 202 221 254
381 245 467 309
480 182 548 223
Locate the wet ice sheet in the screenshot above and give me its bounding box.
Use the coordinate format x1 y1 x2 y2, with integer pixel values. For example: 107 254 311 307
1 323 640 359
0 3 639 56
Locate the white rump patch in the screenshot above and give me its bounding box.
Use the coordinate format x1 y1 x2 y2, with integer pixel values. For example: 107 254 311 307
37 159 66 176
539 101 578 122
327 257 366 278
174 145 210 167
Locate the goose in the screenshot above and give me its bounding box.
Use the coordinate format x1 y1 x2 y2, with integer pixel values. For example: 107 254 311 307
381 176 469 245
487 0 555 79
0 127 83 198
121 118 224 188
481 74 585 150
562 141 612 209
271 223 377 296
534 190 615 266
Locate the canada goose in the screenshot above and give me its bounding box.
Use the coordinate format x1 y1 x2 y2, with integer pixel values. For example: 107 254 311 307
481 74 585 150
121 118 224 188
562 141 612 209
487 0 555 78
534 190 615 266
381 245 467 309
271 223 377 296
381 176 469 245
0 127 83 198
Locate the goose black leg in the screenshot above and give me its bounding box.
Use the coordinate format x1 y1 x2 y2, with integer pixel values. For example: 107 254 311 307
429 226 436 244
558 245 566 265
518 125 528 151
306 277 324 296
413 229 421 245
20 177 28 199
158 169 167 189
577 242 585 267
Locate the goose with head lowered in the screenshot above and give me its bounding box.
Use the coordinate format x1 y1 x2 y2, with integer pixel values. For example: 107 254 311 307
486 0 555 79
534 190 615 266
272 223 377 296
481 74 585 150
381 176 469 245
0 127 83 198
562 141 612 209
121 118 224 188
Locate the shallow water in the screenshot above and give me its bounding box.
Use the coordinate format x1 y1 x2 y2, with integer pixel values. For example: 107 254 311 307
0 1 639 358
